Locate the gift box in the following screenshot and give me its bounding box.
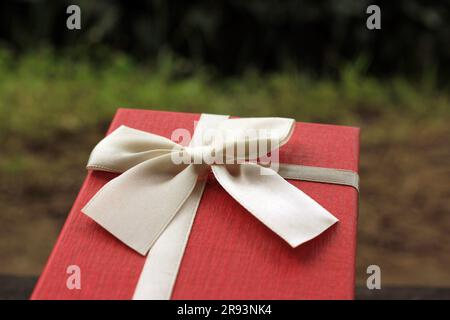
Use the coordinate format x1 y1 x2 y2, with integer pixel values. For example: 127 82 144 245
31 108 360 300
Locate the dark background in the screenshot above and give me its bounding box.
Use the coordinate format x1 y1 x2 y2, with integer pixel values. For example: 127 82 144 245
0 0 449 79
0 0 449 299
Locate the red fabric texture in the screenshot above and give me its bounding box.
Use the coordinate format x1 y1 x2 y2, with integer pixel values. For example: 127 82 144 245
31 108 360 300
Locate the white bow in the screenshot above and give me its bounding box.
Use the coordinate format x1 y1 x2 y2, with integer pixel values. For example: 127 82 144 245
82 114 338 255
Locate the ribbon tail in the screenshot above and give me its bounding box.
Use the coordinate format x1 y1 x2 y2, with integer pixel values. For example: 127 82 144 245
82 153 199 255
212 163 338 247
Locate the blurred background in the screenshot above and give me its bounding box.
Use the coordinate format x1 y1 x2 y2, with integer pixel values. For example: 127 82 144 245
0 0 449 299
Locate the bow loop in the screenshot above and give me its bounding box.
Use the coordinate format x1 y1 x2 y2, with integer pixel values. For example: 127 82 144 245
87 125 181 173
215 117 295 158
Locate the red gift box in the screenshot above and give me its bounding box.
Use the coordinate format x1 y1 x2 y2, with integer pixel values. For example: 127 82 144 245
31 108 360 300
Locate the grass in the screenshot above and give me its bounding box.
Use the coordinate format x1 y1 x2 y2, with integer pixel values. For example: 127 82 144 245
0 49 449 286
0 50 448 145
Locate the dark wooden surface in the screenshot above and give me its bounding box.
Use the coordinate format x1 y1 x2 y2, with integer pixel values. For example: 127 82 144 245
1 274 449 300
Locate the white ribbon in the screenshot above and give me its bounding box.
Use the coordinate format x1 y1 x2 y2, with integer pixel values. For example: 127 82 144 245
82 114 341 256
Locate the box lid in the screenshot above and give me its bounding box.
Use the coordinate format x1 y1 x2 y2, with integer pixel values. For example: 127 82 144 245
31 108 359 299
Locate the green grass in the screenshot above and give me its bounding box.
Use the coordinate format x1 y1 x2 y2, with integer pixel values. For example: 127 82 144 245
0 50 448 147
